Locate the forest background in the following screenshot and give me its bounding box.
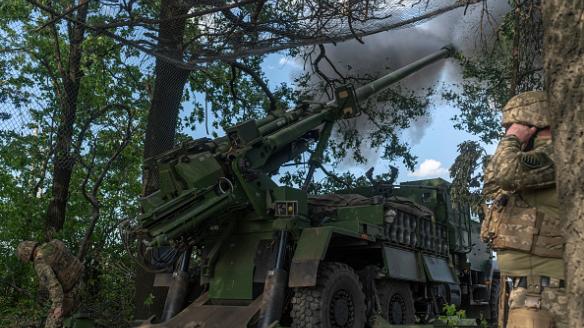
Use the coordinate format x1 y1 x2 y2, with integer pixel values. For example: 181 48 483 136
1 0 582 327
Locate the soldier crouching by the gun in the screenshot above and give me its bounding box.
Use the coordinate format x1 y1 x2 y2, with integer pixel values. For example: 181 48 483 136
481 91 567 328
16 240 84 328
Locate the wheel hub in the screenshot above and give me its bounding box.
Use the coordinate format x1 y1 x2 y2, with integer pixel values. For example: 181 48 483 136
329 289 355 328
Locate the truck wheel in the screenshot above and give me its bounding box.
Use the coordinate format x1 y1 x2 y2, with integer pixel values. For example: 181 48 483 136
377 281 416 324
291 262 366 328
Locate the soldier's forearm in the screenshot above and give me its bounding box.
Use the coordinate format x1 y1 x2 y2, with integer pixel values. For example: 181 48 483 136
48 285 65 306
488 136 524 191
488 135 555 192
34 261 65 305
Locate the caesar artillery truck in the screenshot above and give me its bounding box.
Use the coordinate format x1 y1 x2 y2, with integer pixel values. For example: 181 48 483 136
133 46 499 328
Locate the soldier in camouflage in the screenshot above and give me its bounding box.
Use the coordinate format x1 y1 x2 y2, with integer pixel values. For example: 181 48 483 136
16 240 84 328
482 91 566 328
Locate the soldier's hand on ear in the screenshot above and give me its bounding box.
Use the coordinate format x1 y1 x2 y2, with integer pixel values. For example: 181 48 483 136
506 123 537 143
53 306 63 318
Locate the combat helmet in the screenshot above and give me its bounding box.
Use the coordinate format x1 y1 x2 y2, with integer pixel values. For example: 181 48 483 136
502 91 549 128
16 240 39 262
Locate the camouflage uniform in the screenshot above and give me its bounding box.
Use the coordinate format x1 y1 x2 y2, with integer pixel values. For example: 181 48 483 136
17 240 84 328
481 91 566 328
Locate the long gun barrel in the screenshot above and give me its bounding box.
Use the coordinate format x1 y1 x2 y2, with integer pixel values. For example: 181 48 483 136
354 45 453 102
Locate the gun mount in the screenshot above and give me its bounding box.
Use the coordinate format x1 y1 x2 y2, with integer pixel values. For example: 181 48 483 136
133 46 498 328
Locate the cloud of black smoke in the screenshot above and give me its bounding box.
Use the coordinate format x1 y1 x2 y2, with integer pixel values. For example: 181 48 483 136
306 0 510 169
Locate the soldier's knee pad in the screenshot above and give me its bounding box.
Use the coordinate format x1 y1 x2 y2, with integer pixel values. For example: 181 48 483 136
507 308 553 328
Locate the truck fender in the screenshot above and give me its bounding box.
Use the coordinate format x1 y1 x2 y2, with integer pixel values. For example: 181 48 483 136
288 227 333 287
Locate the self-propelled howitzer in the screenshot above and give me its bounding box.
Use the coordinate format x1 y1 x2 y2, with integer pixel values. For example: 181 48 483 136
133 46 501 328
138 46 452 248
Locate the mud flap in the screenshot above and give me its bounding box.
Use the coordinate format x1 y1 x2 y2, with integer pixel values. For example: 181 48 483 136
136 293 263 328
422 254 458 284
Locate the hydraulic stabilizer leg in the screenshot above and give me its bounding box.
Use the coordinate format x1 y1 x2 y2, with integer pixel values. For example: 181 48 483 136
258 230 289 328
161 247 192 322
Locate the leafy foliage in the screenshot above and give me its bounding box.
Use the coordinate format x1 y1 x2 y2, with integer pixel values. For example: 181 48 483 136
449 141 489 216
437 303 468 327
280 167 398 194
182 56 300 137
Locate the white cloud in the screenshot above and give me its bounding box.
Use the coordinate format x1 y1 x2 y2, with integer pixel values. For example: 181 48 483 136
278 56 301 69
409 159 448 178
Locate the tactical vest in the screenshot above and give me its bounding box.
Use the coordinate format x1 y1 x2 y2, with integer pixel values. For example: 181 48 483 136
36 240 84 292
481 192 563 258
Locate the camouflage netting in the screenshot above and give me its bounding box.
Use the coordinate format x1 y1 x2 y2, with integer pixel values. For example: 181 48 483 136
99 0 477 67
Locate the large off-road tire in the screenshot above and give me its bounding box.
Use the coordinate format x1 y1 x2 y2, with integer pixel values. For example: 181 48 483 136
376 280 416 324
291 262 366 328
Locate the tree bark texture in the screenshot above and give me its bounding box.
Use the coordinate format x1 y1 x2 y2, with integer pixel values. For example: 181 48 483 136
510 0 521 96
45 0 90 235
142 0 191 196
542 1 584 326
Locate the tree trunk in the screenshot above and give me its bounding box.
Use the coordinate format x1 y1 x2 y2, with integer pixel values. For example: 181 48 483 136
542 1 584 326
46 88 78 233
142 0 191 195
135 0 191 320
45 0 90 236
510 0 521 96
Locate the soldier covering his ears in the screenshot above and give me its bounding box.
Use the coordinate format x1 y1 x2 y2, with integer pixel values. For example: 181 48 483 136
16 240 84 328
481 91 566 328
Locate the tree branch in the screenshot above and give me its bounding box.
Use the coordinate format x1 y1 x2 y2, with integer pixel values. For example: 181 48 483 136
33 0 89 32
93 0 259 29
77 105 135 261
228 60 276 112
312 45 334 100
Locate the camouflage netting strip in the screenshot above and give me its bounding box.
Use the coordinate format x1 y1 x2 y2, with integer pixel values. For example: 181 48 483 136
110 0 478 68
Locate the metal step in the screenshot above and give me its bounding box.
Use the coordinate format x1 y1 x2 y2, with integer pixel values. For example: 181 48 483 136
136 293 262 328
